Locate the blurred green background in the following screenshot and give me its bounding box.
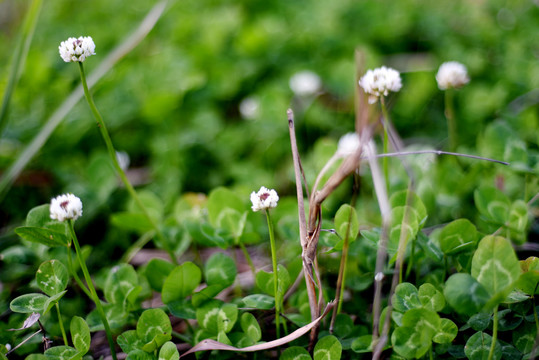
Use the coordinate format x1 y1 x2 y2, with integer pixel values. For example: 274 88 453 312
0 0 537 227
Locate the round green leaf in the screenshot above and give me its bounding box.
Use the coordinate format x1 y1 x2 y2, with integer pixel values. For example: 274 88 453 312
145 258 175 292
313 335 342 360
70 316 91 354
439 219 477 254
517 256 539 295
401 308 441 339
15 227 69 247
388 206 419 258
392 282 421 312
205 252 237 288
104 264 140 306
471 236 521 299
255 264 290 299
117 330 142 354
136 308 172 351
334 204 359 241
418 283 445 312
444 273 490 315
464 332 501 360
162 261 201 304
512 322 535 353
391 325 431 359
390 190 427 227
207 187 245 228
280 346 312 360
10 293 48 314
474 186 510 224
36 260 68 296
241 294 275 310
240 312 261 343
196 299 238 335
158 341 179 360
44 346 79 360
433 318 457 344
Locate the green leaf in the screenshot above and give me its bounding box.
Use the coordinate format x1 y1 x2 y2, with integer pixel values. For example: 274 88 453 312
392 308 440 359
207 187 245 228
512 322 535 353
43 346 80 360
217 208 247 238
162 262 201 304
432 318 457 344
70 316 91 354
313 335 342 360
43 291 66 315
350 335 373 353
192 284 223 307
15 227 69 247
240 312 261 343
507 200 528 244
439 219 477 254
205 252 237 288
392 282 421 312
241 294 275 309
125 349 155 360
145 258 175 292
26 204 54 227
390 190 428 227
36 260 68 296
471 236 521 301
474 186 510 224
280 346 312 360
10 293 48 313
332 313 354 338
388 206 419 258
136 308 172 352
418 283 445 312
167 298 196 319
87 303 129 331
466 313 491 332
117 330 143 354
158 341 179 360
104 264 140 307
334 204 359 241
196 299 238 335
444 273 490 315
517 256 539 295
255 264 290 298
464 332 501 360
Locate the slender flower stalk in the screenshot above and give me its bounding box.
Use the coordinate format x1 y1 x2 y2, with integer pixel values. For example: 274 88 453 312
68 220 117 360
55 303 68 345
487 306 499 360
251 186 281 337
76 60 177 264
380 98 391 194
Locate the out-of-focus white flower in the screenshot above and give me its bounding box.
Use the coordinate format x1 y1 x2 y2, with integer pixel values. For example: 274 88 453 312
116 151 130 171
50 193 83 222
336 132 361 158
250 186 279 212
289 70 322 96
239 96 260 120
358 66 402 104
58 36 96 63
436 61 470 90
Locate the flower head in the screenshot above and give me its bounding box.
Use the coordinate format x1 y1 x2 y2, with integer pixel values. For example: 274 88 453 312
358 66 402 104
50 193 83 222
336 132 361 158
289 70 322 96
436 61 469 90
250 186 279 212
59 36 96 63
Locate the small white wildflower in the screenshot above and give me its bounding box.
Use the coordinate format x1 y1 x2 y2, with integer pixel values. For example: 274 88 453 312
375 272 384 282
239 96 260 120
50 193 83 222
358 66 402 104
436 61 469 90
289 70 322 96
58 36 96 63
116 151 130 171
250 186 279 212
336 132 361 158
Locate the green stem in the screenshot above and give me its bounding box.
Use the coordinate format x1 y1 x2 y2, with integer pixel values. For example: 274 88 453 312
487 306 499 360
68 220 118 360
66 244 93 299
444 90 457 152
55 303 68 346
0 0 43 135
77 62 177 265
121 231 155 263
380 98 390 195
171 330 192 344
265 209 280 339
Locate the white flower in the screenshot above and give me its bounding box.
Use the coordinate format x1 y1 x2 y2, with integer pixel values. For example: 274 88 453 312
50 193 83 222
436 61 470 90
336 132 361 158
358 66 402 104
116 151 130 171
239 96 260 120
250 186 279 212
58 36 96 63
289 70 322 96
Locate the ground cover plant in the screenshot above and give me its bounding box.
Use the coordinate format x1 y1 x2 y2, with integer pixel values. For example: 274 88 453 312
0 0 538 359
